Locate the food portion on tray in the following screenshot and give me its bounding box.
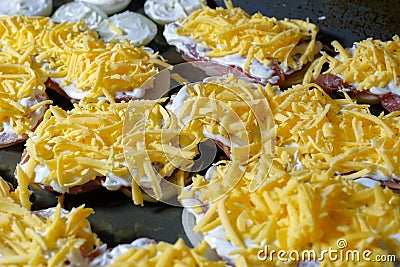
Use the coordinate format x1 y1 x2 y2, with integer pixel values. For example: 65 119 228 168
164 0 321 87
0 176 224 266
0 176 102 266
0 15 166 104
180 82 400 266
305 36 400 112
0 0 399 266
0 50 51 147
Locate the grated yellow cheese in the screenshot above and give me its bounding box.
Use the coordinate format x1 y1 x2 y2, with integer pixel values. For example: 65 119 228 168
304 35 400 91
0 51 51 138
17 99 200 205
0 177 101 266
107 239 225 267
123 99 201 205
173 74 275 167
18 100 131 194
0 15 167 103
177 1 319 71
40 38 166 102
180 80 400 265
179 75 397 195
187 164 400 266
261 83 400 180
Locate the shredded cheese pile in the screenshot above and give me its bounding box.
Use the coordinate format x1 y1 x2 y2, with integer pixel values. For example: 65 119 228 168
0 177 101 266
0 50 51 137
123 99 200 205
107 238 225 267
0 15 165 102
177 76 400 192
17 99 200 205
176 0 318 71
0 15 53 55
0 15 102 59
305 35 400 91
262 83 400 181
19 100 131 194
41 40 165 102
172 75 275 166
180 80 400 265
188 167 400 266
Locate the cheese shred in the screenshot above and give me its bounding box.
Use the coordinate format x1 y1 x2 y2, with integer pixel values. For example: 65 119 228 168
176 1 319 71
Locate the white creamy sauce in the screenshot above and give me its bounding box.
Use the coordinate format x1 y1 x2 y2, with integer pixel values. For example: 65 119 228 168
18 97 34 108
354 177 381 188
51 77 91 100
181 166 255 265
51 1 108 31
115 88 146 99
170 85 191 116
283 142 303 171
163 23 281 83
102 171 132 190
361 170 399 181
97 11 157 46
144 0 205 25
182 191 237 263
66 251 92 267
33 164 51 184
0 0 52 17
1 121 19 137
204 225 238 260
32 160 133 193
48 179 65 193
369 80 400 96
204 165 218 181
163 23 196 55
212 53 278 83
19 94 47 128
184 196 266 265
33 207 70 219
79 0 132 15
292 150 304 171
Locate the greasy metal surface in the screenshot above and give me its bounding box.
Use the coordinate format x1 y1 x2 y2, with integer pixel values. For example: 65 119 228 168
1 0 398 249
